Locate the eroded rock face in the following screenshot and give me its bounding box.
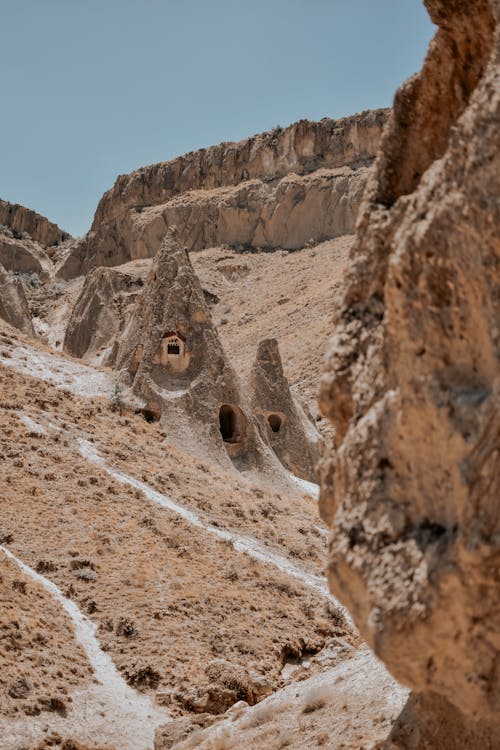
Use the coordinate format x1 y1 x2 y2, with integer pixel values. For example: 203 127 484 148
250 338 322 481
0 199 70 252
63 262 148 365
320 0 500 726
0 264 35 336
115 231 275 470
0 233 53 280
56 110 388 279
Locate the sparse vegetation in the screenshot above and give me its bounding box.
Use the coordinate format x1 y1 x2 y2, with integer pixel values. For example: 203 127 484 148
301 682 331 714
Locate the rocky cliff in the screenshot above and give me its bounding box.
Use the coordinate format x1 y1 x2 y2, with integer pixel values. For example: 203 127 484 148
320 0 500 735
56 110 388 279
0 199 70 252
63 262 148 364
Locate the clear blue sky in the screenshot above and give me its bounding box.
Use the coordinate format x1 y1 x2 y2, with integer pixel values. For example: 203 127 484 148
0 1 434 236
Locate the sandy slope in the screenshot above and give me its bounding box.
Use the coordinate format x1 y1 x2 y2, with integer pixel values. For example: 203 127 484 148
0 322 363 749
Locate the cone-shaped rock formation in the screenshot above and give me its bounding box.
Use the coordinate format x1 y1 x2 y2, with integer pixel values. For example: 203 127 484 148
250 338 322 481
116 231 276 471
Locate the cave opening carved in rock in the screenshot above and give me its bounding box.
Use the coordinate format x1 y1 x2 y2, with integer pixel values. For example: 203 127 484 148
219 404 246 444
267 413 282 433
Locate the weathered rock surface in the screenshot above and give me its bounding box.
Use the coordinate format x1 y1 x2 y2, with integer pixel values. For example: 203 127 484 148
0 233 53 280
115 231 278 471
250 338 323 481
385 692 500 749
0 265 35 336
0 199 70 252
56 110 388 278
320 0 500 731
63 262 148 365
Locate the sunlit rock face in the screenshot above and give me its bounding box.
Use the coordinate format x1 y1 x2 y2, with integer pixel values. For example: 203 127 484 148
55 110 388 279
320 0 500 725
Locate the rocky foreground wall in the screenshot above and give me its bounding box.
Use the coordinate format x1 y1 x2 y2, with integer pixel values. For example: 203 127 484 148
56 110 388 278
320 0 500 732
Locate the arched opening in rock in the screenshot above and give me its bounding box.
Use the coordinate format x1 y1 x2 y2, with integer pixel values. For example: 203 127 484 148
136 403 161 423
219 404 245 444
167 342 180 355
142 409 159 423
268 413 282 433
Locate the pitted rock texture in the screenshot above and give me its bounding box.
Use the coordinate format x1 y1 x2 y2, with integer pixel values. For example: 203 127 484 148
0 265 35 336
250 338 323 481
63 262 148 365
385 691 500 750
115 231 277 471
0 199 70 252
56 110 388 279
320 0 500 725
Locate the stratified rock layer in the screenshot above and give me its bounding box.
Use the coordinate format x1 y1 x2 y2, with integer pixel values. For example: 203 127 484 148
320 0 500 726
57 110 388 278
0 265 35 336
250 338 322 481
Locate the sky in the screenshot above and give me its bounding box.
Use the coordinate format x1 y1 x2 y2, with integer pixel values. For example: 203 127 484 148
0 1 434 237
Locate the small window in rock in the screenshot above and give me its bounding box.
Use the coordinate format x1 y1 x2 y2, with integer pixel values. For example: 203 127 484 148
167 342 180 355
268 414 282 433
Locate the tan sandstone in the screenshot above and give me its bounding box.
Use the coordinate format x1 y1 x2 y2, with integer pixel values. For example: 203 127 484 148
56 110 388 279
320 0 500 737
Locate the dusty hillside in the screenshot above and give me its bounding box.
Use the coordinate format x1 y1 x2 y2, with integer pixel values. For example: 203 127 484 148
0 320 375 748
192 235 352 418
0 107 413 750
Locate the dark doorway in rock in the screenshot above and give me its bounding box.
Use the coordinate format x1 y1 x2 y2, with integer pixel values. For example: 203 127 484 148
167 342 180 355
219 404 247 444
268 413 282 433
136 405 161 423
219 405 237 442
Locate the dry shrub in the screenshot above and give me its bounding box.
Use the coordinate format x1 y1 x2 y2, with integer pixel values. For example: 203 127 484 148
301 682 331 714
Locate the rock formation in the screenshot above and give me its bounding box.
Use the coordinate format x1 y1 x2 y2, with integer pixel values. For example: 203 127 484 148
0 232 53 280
115 230 277 470
250 338 322 481
56 110 388 279
63 261 148 365
0 264 35 336
0 198 70 253
320 0 500 731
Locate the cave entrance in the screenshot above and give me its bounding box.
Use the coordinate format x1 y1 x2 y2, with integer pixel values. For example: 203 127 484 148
268 413 282 433
219 404 245 444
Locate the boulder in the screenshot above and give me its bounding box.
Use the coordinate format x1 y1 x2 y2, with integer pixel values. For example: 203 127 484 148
320 0 500 731
250 338 323 481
